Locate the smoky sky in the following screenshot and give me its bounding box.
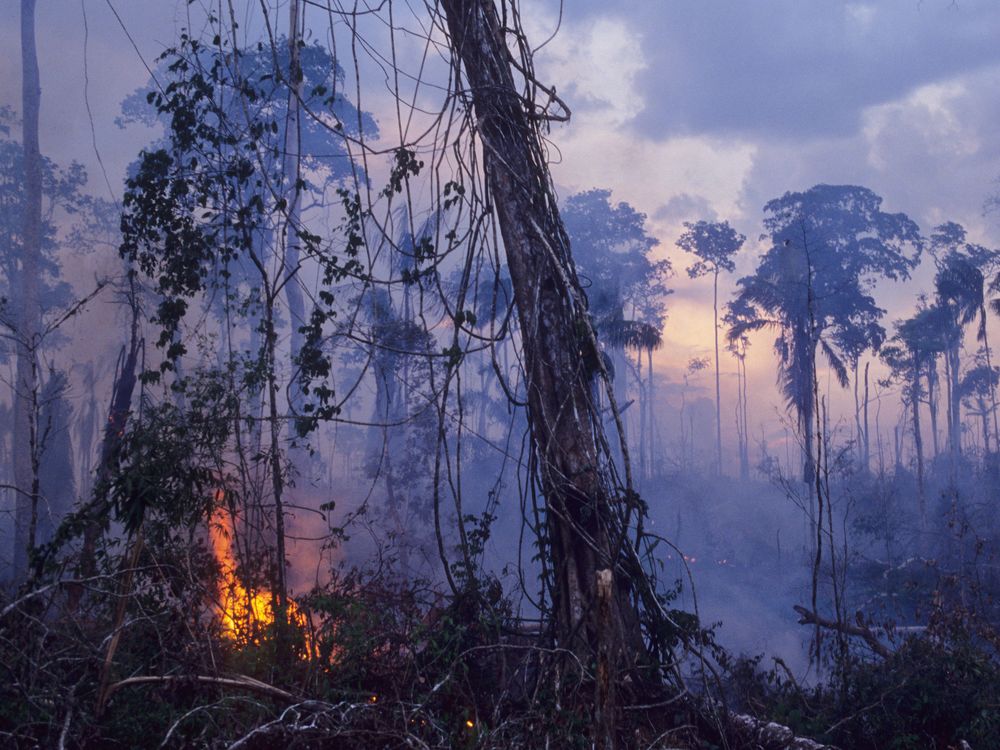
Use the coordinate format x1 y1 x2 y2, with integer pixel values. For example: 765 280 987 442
556 0 1000 141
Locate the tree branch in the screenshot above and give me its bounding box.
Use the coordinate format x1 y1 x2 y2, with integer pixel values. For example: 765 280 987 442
103 674 295 703
793 605 890 658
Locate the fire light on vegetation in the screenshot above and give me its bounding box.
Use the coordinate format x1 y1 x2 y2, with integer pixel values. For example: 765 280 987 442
209 502 312 652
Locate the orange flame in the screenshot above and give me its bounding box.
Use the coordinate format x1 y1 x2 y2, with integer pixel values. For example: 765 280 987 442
209 498 312 654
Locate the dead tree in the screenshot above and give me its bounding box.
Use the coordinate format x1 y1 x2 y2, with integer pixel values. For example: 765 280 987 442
439 0 649 683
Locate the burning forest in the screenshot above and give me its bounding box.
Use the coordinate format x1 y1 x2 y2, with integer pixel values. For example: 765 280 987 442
4 1 1000 748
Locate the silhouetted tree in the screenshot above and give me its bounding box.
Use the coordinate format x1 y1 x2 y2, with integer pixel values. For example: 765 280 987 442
960 361 1000 454
932 223 1000 462
678 219 744 475
1 62 99 578
562 189 671 479
724 296 755 479
730 184 921 483
883 308 946 517
118 31 375 430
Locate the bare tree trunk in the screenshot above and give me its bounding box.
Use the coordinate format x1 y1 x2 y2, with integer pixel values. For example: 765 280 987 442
282 0 308 476
70 288 142 611
949 344 962 460
713 270 723 475
853 360 862 467
862 360 871 473
13 0 43 582
440 0 647 684
911 371 926 526
927 358 940 459
981 307 1000 454
263 290 290 666
647 346 656 478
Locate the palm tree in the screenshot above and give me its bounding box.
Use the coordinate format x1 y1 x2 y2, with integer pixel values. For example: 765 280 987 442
562 189 671 481
934 246 989 460
960 361 1000 454
599 311 664 481
885 308 951 518
730 185 921 484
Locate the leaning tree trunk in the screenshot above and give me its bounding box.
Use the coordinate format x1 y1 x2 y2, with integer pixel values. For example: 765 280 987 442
13 0 44 582
440 0 647 681
68 289 142 612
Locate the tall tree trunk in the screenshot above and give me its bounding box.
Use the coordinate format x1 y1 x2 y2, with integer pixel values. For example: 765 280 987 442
440 0 647 683
713 270 723 475
802 357 816 484
981 306 1000 454
862 360 871 473
263 291 290 666
13 0 43 582
952 345 963 459
636 350 647 483
853 361 862 467
737 351 750 479
647 346 656 478
613 348 629 459
282 0 308 473
927 358 940 459
980 402 990 455
911 370 925 526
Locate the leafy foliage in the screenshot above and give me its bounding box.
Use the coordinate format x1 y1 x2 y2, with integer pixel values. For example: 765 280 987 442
729 184 921 469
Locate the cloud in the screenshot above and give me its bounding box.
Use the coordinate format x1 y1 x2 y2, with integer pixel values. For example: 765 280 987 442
528 13 646 128
741 64 1000 243
551 1 1000 141
653 193 718 225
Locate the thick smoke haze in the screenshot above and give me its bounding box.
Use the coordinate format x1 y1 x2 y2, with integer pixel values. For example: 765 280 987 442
2 2 1000 747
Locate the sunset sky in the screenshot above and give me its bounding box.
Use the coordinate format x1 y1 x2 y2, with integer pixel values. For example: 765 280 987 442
4 0 1000 460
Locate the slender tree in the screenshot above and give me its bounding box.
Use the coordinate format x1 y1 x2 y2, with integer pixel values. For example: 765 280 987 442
12 0 43 581
677 220 744 475
883 312 935 519
960 361 1000 454
933 223 1000 461
724 297 755 479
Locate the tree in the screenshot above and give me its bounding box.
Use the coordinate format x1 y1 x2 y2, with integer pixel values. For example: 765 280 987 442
12 0 43 584
7 4 108 580
882 308 945 516
677 220 744 475
723 296 755 479
730 185 921 483
562 189 671 480
117 26 375 447
439 2 663 720
960 361 1000 455
119 26 372 663
932 223 1000 463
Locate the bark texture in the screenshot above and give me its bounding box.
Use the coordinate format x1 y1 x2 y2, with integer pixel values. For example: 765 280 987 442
440 0 647 674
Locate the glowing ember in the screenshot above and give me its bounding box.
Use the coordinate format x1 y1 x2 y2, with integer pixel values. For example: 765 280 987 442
209 503 311 652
